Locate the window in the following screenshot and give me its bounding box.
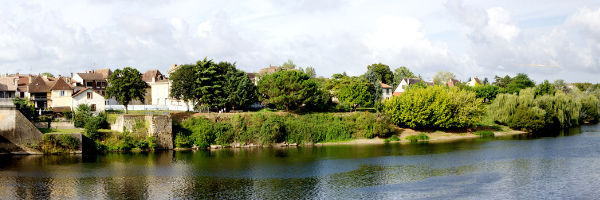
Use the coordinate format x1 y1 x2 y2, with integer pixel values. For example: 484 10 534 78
87 92 93 99
91 104 96 111
87 82 93 87
165 98 167 105
59 90 65 96
157 98 160 105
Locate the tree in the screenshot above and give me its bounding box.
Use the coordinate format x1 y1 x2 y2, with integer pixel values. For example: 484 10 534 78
336 79 372 110
367 63 394 84
281 59 297 69
169 64 198 111
41 72 54 78
535 80 555 97
223 66 258 110
195 58 228 108
106 67 147 114
392 66 415 89
553 79 571 93
432 71 456 85
304 66 316 79
257 70 317 111
12 98 35 120
364 68 383 105
493 75 511 88
505 73 535 94
482 77 489 85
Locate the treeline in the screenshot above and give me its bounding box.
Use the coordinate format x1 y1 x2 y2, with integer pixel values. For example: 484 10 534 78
173 112 395 148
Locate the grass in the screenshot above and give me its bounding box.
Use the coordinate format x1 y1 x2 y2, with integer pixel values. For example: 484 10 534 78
474 130 494 136
107 110 170 115
383 135 400 143
405 133 430 142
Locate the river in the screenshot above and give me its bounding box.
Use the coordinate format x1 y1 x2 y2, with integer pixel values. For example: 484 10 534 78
1 123 600 199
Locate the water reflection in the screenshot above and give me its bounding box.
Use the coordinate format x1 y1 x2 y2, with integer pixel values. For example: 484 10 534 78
0 123 599 199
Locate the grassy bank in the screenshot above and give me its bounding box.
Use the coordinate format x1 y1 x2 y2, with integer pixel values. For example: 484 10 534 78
173 112 395 148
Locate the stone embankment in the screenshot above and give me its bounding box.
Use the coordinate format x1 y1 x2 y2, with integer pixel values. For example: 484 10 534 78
111 114 173 149
0 100 43 154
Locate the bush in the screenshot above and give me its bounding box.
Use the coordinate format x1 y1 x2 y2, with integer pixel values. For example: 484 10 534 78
384 86 485 129
74 104 92 128
507 106 546 132
384 135 400 142
84 117 102 140
12 98 35 120
174 132 191 148
57 134 79 149
405 133 430 142
474 130 494 136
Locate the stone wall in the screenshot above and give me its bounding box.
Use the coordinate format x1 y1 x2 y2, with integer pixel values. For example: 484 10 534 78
0 105 43 154
111 114 173 149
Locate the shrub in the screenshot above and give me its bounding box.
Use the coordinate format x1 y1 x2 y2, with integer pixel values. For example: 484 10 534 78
57 134 79 149
507 106 546 132
384 86 485 129
405 133 430 141
259 116 284 145
384 135 400 142
84 117 102 140
174 132 191 148
74 104 92 128
474 130 494 136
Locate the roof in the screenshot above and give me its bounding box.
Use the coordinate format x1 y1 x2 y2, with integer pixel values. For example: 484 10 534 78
72 87 104 98
0 77 17 91
166 64 179 74
447 79 461 87
142 69 166 82
28 76 54 93
52 106 71 113
425 82 435 86
258 65 297 75
77 73 105 82
380 82 392 88
94 69 112 79
402 78 422 85
247 73 256 80
473 77 482 85
50 77 73 90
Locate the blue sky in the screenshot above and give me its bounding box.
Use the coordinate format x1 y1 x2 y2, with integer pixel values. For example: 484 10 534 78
0 0 598 83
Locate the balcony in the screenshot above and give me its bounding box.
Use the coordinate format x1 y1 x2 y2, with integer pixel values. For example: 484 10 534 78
31 97 48 101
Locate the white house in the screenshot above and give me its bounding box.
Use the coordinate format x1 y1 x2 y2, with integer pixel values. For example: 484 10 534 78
393 78 422 96
466 76 482 87
381 82 393 101
72 88 105 112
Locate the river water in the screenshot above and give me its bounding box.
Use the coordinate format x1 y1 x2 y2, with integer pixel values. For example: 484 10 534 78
1 123 600 199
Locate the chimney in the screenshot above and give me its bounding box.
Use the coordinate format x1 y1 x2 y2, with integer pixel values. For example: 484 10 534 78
16 72 19 77
71 72 73 78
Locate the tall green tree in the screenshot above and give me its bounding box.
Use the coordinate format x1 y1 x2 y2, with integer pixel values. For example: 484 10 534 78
195 58 228 108
304 66 317 79
365 68 383 105
169 64 198 111
553 79 571 93
106 67 147 114
223 65 258 110
535 80 555 97
482 77 489 85
432 71 456 85
337 79 373 110
257 70 317 111
493 75 512 88
367 63 394 84
505 73 535 94
392 66 415 89
281 59 297 69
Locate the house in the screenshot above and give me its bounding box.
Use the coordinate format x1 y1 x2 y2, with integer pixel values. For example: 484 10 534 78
72 88 105 112
466 76 482 87
50 77 74 112
143 69 166 105
381 82 393 101
0 77 18 99
447 79 461 87
14 74 35 99
72 71 108 96
27 75 55 109
393 78 422 96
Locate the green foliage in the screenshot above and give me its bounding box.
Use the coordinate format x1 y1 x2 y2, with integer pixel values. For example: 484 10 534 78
432 71 456 85
364 68 383 104
383 135 400 143
392 66 415 90
169 64 198 111
40 134 79 152
74 104 92 128
223 66 258 110
174 112 394 146
493 75 512 88
257 70 318 111
40 72 54 78
281 59 297 69
336 79 372 110
304 66 317 79
405 133 429 141
12 98 35 120
384 86 485 129
62 111 73 120
507 106 546 132
553 79 571 94
580 95 600 122
84 117 102 140
57 134 79 149
474 130 494 136
573 82 593 91
367 63 394 84
505 73 535 94
106 67 147 113
535 80 556 96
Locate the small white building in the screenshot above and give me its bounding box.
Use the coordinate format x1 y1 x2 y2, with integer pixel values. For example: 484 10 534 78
381 82 393 101
72 88 105 112
393 78 422 96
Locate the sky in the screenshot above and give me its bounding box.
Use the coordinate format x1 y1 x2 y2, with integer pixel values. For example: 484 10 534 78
0 0 599 84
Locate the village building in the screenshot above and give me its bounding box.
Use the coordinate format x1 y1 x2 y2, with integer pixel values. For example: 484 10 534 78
72 88 105 112
0 77 18 99
381 82 393 100
393 78 422 96
466 76 482 87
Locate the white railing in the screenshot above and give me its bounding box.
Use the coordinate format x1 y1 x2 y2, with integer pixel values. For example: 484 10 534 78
105 105 189 111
